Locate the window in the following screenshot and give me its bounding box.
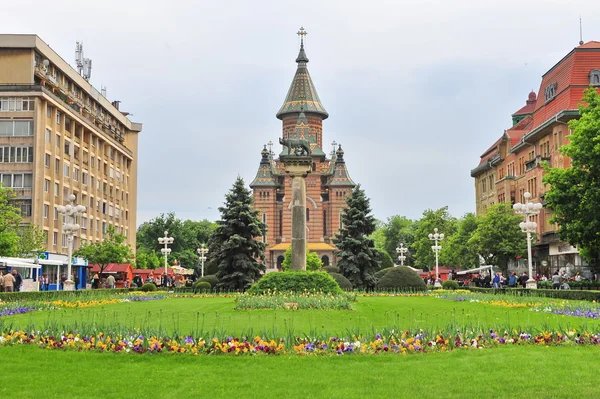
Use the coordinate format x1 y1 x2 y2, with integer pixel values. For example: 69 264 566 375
45 153 51 168
102 202 107 214
56 112 61 125
44 179 50 193
61 234 67 248
45 128 51 142
527 177 538 198
53 232 58 246
109 205 114 216
46 105 53 118
44 204 49 218
90 196 94 208
540 141 550 158
56 134 60 148
102 221 107 234
63 163 70 177
12 199 32 217
323 210 327 236
64 141 71 156
82 171 88 185
0 120 34 136
73 168 79 181
544 82 557 102
54 207 58 220
590 69 600 86
90 155 95 169
81 216 87 230
0 173 33 188
0 146 33 163
109 167 114 178
55 158 60 172
0 97 34 112
97 159 101 169
306 208 310 222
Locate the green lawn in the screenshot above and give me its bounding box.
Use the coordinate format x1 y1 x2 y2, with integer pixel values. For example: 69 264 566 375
1 344 598 398
3 296 597 336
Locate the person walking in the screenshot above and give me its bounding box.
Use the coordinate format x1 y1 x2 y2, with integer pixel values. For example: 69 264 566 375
493 272 501 288
106 274 116 289
520 272 529 288
0 273 4 293
3 271 15 292
552 271 561 289
508 272 517 288
13 270 23 292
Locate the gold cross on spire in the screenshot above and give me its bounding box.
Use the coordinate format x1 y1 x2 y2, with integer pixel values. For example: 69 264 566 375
297 27 307 46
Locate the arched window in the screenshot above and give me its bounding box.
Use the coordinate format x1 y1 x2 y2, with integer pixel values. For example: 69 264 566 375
321 255 330 266
590 69 600 86
277 256 285 270
306 208 310 222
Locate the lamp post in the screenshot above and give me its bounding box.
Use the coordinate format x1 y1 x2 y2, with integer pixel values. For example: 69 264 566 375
197 245 209 278
56 194 86 291
513 192 543 289
428 228 444 288
158 231 174 288
396 243 408 266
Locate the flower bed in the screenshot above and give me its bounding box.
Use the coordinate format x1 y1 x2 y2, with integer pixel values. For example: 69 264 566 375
234 292 356 310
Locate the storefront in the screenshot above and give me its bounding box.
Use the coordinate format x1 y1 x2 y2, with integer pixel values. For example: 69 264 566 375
0 257 42 291
38 252 89 290
548 243 590 278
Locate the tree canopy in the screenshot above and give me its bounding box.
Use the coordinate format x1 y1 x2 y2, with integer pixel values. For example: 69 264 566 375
544 87 600 268
412 207 457 270
0 186 45 257
74 226 133 277
281 246 323 271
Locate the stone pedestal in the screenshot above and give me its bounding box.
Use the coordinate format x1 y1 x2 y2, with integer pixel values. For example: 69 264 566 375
281 156 312 271
525 279 538 289
63 279 75 291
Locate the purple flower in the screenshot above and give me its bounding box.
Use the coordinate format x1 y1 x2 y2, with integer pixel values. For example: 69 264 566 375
375 333 382 340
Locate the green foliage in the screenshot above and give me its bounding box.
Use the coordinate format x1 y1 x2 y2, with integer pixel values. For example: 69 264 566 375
0 185 24 256
439 213 480 269
376 249 394 269
0 288 135 302
234 292 354 310
140 283 157 292
329 273 353 290
194 281 212 292
247 271 343 295
381 215 415 261
322 265 340 274
543 88 600 269
198 275 219 287
334 185 380 289
369 219 386 251
209 177 267 290
412 207 457 270
374 267 394 280
15 224 45 258
442 280 459 290
376 266 426 291
468 203 525 274
136 212 217 268
466 287 600 301
74 226 133 277
281 246 322 271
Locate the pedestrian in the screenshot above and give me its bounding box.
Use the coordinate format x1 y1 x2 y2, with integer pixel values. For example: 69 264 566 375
493 272 501 288
13 270 23 292
3 271 15 292
60 274 66 290
106 274 116 289
0 273 4 293
43 274 49 291
508 272 517 288
551 271 561 289
74 273 80 290
520 272 529 288
92 273 100 289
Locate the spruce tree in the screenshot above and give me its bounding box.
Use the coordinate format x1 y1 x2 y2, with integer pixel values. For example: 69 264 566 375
209 176 267 290
334 185 380 289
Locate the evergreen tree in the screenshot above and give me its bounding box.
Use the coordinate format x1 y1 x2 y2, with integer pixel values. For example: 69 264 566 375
209 177 266 290
544 88 600 269
334 185 379 289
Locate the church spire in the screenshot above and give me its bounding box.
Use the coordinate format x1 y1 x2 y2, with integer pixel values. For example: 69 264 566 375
277 27 328 120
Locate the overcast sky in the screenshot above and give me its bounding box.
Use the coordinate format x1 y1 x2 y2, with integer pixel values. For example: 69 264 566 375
4 0 600 226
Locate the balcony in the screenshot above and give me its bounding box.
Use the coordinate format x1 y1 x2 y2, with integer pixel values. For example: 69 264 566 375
525 155 551 172
12 188 32 198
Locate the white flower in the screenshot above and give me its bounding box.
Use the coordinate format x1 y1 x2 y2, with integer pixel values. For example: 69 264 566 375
0 336 5 344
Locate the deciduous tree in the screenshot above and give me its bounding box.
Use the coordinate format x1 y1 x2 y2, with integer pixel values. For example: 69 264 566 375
74 226 133 278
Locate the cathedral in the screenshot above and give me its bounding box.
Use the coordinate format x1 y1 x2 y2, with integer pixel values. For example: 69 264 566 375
250 29 355 270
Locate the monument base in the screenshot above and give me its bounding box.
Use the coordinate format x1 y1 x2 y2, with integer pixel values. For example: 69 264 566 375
525 279 537 289
63 279 75 291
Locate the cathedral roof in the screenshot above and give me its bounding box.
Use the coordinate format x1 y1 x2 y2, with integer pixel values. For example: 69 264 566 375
276 32 328 120
327 145 355 187
250 146 280 188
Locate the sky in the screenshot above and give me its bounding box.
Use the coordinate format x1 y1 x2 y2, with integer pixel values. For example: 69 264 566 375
4 0 600 226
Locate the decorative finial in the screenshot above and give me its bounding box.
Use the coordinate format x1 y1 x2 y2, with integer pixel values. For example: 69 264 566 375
297 27 307 46
295 27 309 63
579 16 584 46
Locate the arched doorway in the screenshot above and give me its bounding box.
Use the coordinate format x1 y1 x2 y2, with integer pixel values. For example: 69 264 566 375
321 255 330 266
277 255 285 270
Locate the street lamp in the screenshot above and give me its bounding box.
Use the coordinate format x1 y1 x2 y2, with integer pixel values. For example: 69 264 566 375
396 243 408 266
513 192 543 289
158 231 174 288
428 228 444 288
197 245 209 278
56 194 86 290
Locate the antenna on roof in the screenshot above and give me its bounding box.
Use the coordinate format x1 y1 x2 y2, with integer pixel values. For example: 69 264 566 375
579 16 584 46
75 41 93 81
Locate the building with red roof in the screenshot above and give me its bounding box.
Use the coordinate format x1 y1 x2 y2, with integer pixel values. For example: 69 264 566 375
90 263 133 288
471 40 600 275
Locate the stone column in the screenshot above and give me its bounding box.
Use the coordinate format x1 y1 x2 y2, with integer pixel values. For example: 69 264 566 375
291 175 307 270
281 156 312 271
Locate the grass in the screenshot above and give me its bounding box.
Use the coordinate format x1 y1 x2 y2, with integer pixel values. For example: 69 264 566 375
2 296 598 336
1 344 598 398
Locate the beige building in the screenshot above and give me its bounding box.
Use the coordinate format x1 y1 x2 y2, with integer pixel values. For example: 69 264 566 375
0 34 141 254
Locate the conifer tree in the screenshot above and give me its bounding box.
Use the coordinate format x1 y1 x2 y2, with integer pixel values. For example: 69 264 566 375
334 185 379 289
209 177 267 290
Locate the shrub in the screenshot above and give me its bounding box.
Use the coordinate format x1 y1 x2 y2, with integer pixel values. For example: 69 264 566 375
442 280 459 290
248 271 343 295
195 281 212 292
376 249 395 269
376 266 426 291
374 267 394 280
322 265 340 274
140 283 157 292
197 275 219 287
281 247 323 271
329 273 353 291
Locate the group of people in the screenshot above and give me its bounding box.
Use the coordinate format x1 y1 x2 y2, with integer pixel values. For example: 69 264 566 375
0 270 23 292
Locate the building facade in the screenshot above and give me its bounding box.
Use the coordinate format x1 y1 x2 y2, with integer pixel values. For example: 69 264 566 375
0 35 142 261
250 37 355 270
472 41 600 276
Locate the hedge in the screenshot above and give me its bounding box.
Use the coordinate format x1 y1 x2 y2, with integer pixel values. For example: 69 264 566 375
329 273 353 290
442 280 459 290
322 265 340 274
247 271 343 295
197 275 219 287
466 287 600 302
194 281 212 293
374 267 394 280
376 267 426 291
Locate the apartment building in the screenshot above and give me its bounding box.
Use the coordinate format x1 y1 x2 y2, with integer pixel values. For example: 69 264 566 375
0 34 142 255
471 40 600 275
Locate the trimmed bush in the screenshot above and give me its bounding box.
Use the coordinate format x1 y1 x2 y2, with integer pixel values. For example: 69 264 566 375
374 267 394 280
376 249 395 269
329 273 353 291
442 280 459 290
195 281 212 292
141 283 157 292
248 271 343 295
197 275 219 287
376 266 426 291
322 265 340 274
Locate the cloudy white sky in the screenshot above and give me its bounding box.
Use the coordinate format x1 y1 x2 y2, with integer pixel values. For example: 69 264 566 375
4 0 599 225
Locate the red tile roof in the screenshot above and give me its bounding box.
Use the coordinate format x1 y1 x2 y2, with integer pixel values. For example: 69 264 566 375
577 41 600 49
132 269 153 275
512 91 537 116
90 263 132 273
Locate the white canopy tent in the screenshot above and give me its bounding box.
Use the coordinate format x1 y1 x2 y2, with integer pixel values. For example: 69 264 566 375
456 265 495 276
0 257 42 291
